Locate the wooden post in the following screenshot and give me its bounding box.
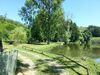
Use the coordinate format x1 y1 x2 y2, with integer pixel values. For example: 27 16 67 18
0 38 3 52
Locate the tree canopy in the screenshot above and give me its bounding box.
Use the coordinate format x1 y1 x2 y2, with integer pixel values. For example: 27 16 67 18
19 0 65 44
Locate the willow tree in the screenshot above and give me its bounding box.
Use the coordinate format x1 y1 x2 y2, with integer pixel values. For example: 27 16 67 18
19 0 64 44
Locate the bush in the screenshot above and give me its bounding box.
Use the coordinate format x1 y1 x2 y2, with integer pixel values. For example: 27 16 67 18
9 27 27 43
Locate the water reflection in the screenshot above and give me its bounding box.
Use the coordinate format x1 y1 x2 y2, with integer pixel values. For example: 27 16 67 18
91 48 100 58
49 44 100 63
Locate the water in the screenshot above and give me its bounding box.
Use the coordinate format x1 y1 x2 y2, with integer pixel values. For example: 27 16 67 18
49 44 100 63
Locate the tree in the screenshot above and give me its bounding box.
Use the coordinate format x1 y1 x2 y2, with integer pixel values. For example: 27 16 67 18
62 20 71 44
83 30 92 45
63 20 79 44
51 7 65 42
19 0 64 44
9 27 27 43
70 22 80 42
30 9 47 42
30 7 65 43
79 29 92 48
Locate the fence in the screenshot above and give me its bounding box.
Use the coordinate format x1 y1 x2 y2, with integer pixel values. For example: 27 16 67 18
0 50 18 75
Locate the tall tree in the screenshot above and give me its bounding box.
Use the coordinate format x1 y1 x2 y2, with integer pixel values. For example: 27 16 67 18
70 22 80 42
19 0 64 44
52 7 65 42
63 20 71 44
63 20 79 44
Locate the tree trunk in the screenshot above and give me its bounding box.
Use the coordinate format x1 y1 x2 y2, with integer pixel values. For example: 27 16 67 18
64 41 67 45
47 39 50 44
0 39 3 52
46 3 52 45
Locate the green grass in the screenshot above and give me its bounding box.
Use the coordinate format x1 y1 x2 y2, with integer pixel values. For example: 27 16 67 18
91 37 100 43
92 37 100 40
4 42 100 75
3 42 62 52
20 47 100 75
91 37 100 48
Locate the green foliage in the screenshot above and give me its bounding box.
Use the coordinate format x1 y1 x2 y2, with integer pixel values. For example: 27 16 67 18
87 25 100 37
62 20 71 44
79 29 92 46
63 20 79 44
9 27 27 43
83 29 92 44
19 0 94 45
0 15 26 41
52 8 65 41
30 10 47 42
70 22 80 42
19 0 64 44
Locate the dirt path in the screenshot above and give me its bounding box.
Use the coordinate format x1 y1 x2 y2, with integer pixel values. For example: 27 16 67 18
17 53 36 75
16 51 70 75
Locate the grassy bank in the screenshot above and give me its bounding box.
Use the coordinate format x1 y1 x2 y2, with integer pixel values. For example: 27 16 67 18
3 42 62 51
92 37 100 41
3 42 100 75
18 46 100 75
91 37 100 45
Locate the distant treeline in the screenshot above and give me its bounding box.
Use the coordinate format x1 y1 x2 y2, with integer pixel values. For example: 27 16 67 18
87 25 100 37
0 14 100 46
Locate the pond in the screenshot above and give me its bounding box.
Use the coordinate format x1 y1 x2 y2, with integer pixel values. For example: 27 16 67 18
49 44 100 63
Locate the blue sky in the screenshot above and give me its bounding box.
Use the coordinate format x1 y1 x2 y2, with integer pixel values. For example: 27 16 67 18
0 0 25 23
0 0 100 27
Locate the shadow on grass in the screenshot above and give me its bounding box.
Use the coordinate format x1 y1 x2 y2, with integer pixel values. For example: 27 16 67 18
34 59 64 75
34 56 84 75
33 58 83 75
71 68 83 75
55 56 83 75
15 60 29 75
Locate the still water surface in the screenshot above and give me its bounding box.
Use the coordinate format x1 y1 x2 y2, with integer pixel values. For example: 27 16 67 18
49 44 100 63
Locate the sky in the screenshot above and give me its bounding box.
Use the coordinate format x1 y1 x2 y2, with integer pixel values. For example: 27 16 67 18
0 0 25 23
0 0 100 27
